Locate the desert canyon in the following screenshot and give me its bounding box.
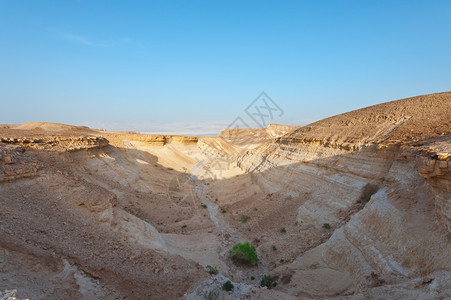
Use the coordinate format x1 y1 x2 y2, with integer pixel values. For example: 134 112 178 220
0 92 450 299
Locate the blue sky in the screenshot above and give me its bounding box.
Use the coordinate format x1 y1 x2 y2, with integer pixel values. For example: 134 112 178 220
1 0 450 134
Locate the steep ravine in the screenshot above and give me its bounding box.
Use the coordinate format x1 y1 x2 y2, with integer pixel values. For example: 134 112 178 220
1 91 450 299
1 131 449 299
113 131 449 298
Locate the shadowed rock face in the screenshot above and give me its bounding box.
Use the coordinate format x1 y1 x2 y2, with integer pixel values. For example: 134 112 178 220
0 92 450 299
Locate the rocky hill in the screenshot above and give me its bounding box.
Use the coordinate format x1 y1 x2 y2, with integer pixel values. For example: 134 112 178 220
286 92 451 143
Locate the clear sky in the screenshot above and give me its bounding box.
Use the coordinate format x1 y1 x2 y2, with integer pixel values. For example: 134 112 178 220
1 0 450 134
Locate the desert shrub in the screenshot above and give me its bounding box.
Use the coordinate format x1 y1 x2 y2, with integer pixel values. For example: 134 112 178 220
221 209 227 213
272 245 277 251
182 224 187 228
200 203 208 209
230 243 258 266
222 280 234 292
204 290 219 300
205 265 218 275
322 223 331 229
279 227 286 233
260 275 277 289
241 215 250 223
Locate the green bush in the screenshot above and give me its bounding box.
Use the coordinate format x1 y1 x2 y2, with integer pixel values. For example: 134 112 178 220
260 275 277 289
200 203 208 209
272 245 277 251
322 223 331 229
230 243 258 266
205 265 218 275
222 280 234 292
279 227 286 233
